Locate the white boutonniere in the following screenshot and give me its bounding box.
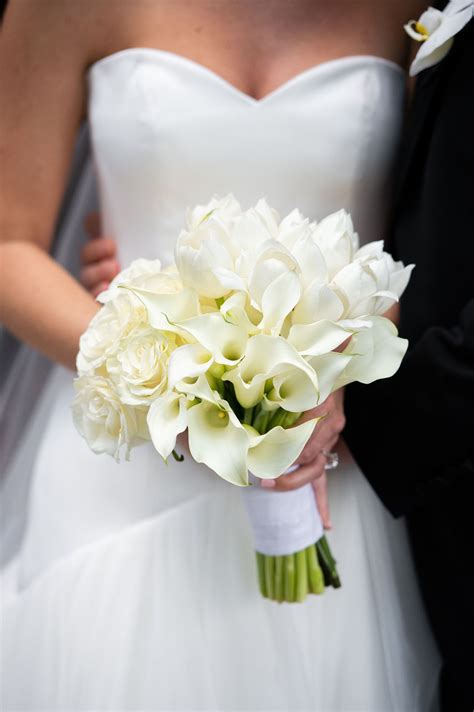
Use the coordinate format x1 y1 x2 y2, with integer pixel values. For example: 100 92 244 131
405 0 473 76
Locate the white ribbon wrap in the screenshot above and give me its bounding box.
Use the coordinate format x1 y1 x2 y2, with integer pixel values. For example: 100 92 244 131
240 476 323 556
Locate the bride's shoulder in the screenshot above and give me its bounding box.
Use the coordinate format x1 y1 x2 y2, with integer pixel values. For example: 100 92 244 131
1 0 121 73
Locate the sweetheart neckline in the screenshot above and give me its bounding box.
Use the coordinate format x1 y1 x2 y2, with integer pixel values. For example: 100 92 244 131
88 47 405 105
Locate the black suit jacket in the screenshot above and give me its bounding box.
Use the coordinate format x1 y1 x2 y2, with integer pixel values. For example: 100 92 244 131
344 17 474 517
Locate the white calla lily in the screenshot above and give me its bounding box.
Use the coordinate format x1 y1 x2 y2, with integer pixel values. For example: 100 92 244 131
219 291 261 333
268 367 320 411
306 351 353 403
247 419 319 479
187 400 250 486
175 373 222 405
223 334 319 408
167 343 213 390
147 391 188 460
260 270 302 335
177 312 249 365
405 4 473 77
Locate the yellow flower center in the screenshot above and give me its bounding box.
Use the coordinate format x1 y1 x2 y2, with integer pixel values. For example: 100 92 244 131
415 21 430 40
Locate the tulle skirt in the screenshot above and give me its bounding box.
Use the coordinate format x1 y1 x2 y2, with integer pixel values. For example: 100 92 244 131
1 366 440 711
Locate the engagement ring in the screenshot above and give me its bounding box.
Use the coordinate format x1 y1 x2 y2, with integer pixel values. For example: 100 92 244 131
322 450 339 470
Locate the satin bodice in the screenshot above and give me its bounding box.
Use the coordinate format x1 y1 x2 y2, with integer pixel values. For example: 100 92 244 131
88 49 405 267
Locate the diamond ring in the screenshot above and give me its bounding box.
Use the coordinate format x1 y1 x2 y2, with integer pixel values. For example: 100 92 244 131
322 450 339 470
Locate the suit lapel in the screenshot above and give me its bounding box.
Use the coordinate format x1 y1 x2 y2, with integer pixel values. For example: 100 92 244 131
394 62 444 209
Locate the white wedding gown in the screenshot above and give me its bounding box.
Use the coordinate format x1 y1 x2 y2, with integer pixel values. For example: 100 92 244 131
1 50 440 711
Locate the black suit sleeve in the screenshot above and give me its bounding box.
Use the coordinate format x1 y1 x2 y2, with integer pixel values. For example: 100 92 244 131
344 299 474 517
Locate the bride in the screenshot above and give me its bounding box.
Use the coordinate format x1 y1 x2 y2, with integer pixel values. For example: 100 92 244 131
0 0 440 709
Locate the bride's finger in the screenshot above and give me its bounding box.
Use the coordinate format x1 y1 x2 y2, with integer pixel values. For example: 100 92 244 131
312 472 331 529
84 211 101 239
80 259 120 289
80 236 117 266
271 453 326 492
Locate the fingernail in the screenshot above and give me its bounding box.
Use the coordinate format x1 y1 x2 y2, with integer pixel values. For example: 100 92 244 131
261 479 276 489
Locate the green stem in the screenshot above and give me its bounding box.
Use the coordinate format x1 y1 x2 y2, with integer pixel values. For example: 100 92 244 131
264 555 275 600
306 544 325 595
243 407 254 425
316 536 341 589
295 549 308 602
256 552 267 598
171 449 184 462
274 556 284 602
284 554 296 602
253 409 270 434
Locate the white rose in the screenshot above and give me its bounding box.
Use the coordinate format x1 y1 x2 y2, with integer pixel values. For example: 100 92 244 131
98 258 163 303
107 326 177 405
72 375 147 460
77 295 147 375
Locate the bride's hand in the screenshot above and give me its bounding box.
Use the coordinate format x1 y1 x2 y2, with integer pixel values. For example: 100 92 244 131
264 389 346 527
80 212 120 296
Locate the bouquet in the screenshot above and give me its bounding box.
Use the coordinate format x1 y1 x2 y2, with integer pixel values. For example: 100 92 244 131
73 195 412 602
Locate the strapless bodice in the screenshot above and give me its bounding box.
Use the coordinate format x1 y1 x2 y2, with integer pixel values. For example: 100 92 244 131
88 49 405 267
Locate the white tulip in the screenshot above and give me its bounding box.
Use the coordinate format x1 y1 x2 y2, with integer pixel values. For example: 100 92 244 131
311 210 359 278
177 195 244 298
292 282 344 325
185 193 242 230
288 320 352 356
72 375 146 460
335 316 408 387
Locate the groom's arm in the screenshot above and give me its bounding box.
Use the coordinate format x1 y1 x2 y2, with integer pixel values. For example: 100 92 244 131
343 299 474 517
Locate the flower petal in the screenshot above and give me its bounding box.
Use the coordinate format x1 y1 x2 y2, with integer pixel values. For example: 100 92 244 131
167 343 213 389
248 419 319 479
288 320 352 356
124 286 200 330
187 401 250 486
147 391 188 460
177 312 248 365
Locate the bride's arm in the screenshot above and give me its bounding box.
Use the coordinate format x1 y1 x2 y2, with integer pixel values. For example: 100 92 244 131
0 0 100 370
